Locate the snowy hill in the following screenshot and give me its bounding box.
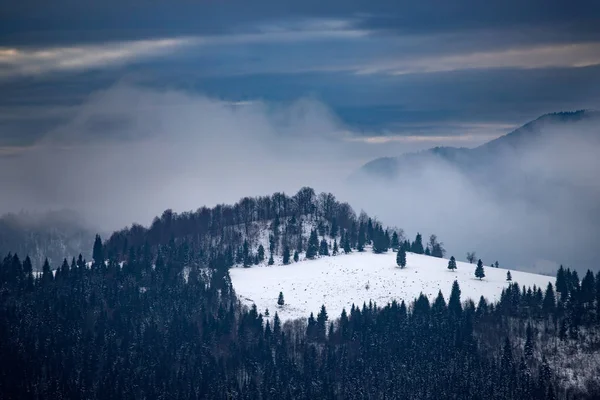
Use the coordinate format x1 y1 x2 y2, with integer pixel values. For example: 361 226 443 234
230 250 554 321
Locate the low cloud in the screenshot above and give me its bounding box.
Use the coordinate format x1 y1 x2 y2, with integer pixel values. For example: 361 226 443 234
1 84 598 275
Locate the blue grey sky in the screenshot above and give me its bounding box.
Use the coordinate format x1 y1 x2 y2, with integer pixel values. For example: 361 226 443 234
1 0 600 150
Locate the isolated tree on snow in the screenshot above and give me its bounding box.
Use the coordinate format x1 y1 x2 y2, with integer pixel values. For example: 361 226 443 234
475 259 485 280
306 229 319 259
333 239 339 256
293 251 299 262
268 253 274 266
282 245 290 265
494 261 499 268
506 271 512 282
447 256 457 271
257 245 265 262
277 292 285 306
319 238 329 256
466 251 476 264
397 247 407 268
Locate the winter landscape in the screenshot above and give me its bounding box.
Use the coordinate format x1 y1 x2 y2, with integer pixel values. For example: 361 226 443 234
2 1 600 399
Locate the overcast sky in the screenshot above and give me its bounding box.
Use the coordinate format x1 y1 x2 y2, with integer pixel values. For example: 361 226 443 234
2 0 600 150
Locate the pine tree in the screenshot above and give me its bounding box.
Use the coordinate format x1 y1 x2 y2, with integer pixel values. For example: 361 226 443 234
277 291 285 306
316 305 328 341
357 223 366 252
306 229 319 259
343 233 352 254
332 240 338 256
257 244 265 262
411 233 424 254
475 259 485 280
448 280 462 316
319 238 329 256
92 234 104 266
242 240 251 267
293 251 299 262
282 245 290 265
391 231 400 251
447 256 457 271
396 247 407 268
524 323 534 358
268 254 274 266
494 261 499 268
506 271 512 281
542 283 556 314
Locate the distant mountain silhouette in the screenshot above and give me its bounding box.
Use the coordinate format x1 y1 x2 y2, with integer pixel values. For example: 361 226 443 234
357 110 598 180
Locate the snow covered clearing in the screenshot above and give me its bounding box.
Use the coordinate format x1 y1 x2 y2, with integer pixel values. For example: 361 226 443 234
229 251 554 322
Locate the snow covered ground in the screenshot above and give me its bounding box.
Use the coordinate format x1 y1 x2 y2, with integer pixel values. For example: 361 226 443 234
229 251 554 322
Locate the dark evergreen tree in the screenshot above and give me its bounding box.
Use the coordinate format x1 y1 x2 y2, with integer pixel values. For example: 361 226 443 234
332 239 338 256
506 270 512 282
319 238 329 256
306 229 319 259
448 280 462 316
316 305 328 341
475 259 485 280
397 247 407 268
282 245 290 265
524 323 534 358
343 232 352 254
92 234 104 266
330 218 338 238
447 256 457 271
391 231 400 251
357 223 366 252
277 291 285 306
242 239 251 267
293 251 299 262
257 244 265 262
268 253 274 266
411 233 424 254
543 283 556 314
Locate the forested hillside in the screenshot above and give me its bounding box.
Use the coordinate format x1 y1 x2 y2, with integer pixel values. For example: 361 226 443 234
1 188 600 398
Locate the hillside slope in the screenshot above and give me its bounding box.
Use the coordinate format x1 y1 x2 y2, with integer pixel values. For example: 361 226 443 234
230 250 553 321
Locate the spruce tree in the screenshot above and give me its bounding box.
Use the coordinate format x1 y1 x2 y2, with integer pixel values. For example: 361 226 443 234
257 244 265 262
506 271 512 281
316 305 328 341
357 223 366 252
542 283 556 314
448 280 462 316
92 234 104 266
293 251 299 262
391 231 400 251
475 259 485 280
343 234 352 254
332 240 338 256
277 291 285 306
397 247 407 268
268 254 274 266
411 233 424 254
306 229 319 259
524 323 534 358
319 238 329 256
447 256 457 271
242 240 251 267
282 245 290 265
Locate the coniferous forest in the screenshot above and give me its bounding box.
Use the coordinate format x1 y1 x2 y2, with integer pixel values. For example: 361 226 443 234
1 188 600 399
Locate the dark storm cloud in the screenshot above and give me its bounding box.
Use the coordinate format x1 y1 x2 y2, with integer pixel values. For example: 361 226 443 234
2 0 599 45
